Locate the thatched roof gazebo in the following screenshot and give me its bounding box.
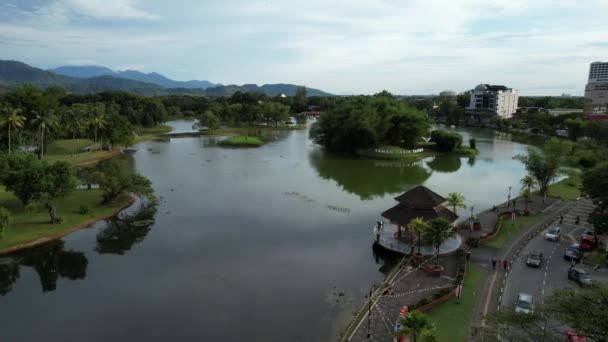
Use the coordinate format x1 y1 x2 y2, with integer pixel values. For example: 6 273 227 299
381 186 458 240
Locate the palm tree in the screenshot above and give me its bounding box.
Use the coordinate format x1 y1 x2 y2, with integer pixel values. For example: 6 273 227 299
520 188 532 212
89 103 107 151
65 104 86 159
520 175 537 192
31 109 58 159
446 192 466 215
423 218 456 260
395 310 436 342
0 106 26 155
408 217 429 255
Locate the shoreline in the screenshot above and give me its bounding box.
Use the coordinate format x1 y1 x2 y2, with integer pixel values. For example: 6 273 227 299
0 194 137 256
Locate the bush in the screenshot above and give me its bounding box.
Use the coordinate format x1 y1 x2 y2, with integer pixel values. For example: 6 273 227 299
0 207 10 237
469 138 477 150
79 205 90 215
429 130 463 151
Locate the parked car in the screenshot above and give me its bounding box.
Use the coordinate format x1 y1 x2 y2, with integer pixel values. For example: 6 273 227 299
566 330 587 342
564 243 583 262
580 235 598 251
526 251 543 268
515 293 534 314
545 226 561 241
568 268 594 287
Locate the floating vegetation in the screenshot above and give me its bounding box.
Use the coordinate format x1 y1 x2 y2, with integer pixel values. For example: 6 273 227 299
325 286 355 308
326 205 351 213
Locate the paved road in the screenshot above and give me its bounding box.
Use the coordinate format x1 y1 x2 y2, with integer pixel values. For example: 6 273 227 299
501 198 608 311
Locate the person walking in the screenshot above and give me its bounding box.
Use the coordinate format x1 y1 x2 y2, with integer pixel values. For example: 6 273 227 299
576 216 580 225
559 215 564 224
374 222 380 243
502 260 508 269
492 257 497 270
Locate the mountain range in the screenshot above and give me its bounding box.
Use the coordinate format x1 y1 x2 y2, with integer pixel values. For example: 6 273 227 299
0 60 332 96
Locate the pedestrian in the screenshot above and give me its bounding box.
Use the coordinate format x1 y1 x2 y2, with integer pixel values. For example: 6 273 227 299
570 259 576 268
559 215 563 224
594 264 600 272
503 260 508 269
576 216 580 225
492 257 497 270
512 198 517 209
374 222 380 243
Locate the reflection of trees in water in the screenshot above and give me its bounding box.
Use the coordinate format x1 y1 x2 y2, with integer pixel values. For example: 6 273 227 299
308 151 432 200
96 204 157 255
372 243 402 276
467 156 476 167
425 154 462 173
0 240 88 294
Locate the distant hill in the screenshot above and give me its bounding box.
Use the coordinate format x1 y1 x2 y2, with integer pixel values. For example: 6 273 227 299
2 60 333 96
49 65 218 89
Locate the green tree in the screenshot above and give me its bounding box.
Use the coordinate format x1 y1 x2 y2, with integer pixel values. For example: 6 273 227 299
445 192 466 215
479 308 558 342
93 159 153 203
564 117 587 141
408 217 429 255
582 162 608 234
31 109 58 159
395 310 437 342
89 103 107 151
100 114 134 149
0 105 26 155
41 161 77 223
515 138 572 199
0 207 10 238
520 175 537 192
423 218 455 259
293 86 308 112
429 130 463 151
520 188 532 211
199 110 220 130
64 104 86 158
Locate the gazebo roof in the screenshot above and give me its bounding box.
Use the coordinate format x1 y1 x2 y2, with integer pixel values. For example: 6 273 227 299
381 204 458 227
393 186 446 208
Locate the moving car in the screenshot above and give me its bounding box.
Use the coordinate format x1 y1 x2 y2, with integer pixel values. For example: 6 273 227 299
566 330 587 342
564 243 583 262
580 235 598 251
544 226 561 241
526 251 543 268
515 293 534 314
568 268 594 287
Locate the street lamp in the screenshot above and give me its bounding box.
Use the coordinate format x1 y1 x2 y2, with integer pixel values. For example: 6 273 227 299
507 186 512 207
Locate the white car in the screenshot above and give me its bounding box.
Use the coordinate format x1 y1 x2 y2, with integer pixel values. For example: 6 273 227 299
544 226 561 241
515 293 534 314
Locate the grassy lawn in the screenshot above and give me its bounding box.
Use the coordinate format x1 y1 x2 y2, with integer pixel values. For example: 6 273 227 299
486 214 543 249
583 249 607 265
0 189 132 252
134 124 173 135
427 265 488 342
547 174 581 201
218 135 265 147
45 150 120 166
47 139 95 155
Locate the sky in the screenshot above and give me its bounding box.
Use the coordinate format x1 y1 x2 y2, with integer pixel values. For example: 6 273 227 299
1 0 608 95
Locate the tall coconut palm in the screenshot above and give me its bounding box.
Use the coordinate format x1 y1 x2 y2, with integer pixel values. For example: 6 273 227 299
395 310 436 342
520 188 532 212
89 103 107 151
65 104 86 159
0 106 26 155
446 192 466 215
31 109 58 159
520 175 537 192
408 217 429 255
423 218 456 260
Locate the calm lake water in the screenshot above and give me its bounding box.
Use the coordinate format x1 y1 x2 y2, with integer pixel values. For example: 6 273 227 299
0 120 532 341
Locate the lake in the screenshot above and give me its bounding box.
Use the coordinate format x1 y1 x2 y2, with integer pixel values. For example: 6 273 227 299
0 120 532 341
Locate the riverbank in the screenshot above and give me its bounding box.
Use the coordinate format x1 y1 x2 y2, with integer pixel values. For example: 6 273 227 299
357 146 478 161
0 189 135 254
200 124 307 136
218 135 265 147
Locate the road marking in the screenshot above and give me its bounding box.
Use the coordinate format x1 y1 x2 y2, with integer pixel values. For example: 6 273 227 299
543 280 546 286
542 289 545 295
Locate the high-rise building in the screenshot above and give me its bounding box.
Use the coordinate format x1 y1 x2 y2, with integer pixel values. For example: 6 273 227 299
467 84 519 118
585 62 608 115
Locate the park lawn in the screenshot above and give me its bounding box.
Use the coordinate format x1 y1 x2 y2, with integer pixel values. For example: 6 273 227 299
547 175 581 201
47 139 95 155
218 135 265 147
486 214 544 249
0 189 132 252
45 149 120 166
134 124 173 135
427 265 487 342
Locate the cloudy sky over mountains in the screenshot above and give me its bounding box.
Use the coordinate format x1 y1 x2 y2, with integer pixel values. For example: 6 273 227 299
1 0 607 95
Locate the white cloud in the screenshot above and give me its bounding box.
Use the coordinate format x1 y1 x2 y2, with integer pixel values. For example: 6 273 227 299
63 0 161 20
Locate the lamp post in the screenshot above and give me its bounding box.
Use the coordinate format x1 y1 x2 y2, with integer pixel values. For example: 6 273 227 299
367 283 375 339
469 205 475 239
507 186 512 207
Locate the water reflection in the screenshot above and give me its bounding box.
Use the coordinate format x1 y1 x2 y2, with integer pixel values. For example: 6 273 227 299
425 154 462 173
309 150 432 200
0 240 88 294
96 204 157 255
372 243 402 276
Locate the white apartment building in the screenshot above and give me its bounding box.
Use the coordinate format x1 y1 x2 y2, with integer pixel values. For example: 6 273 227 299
468 84 519 118
585 62 608 115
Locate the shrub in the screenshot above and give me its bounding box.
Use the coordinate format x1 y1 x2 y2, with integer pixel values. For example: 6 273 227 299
0 207 11 237
429 130 463 151
469 138 477 150
79 205 90 215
